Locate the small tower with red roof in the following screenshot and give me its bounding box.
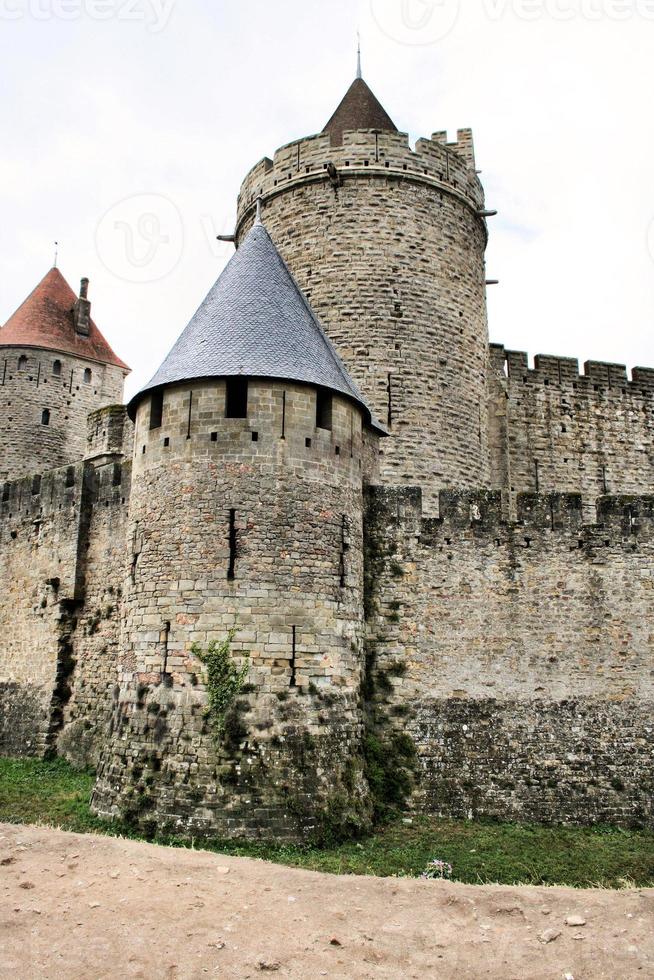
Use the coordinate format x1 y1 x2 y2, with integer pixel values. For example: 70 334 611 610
0 268 129 482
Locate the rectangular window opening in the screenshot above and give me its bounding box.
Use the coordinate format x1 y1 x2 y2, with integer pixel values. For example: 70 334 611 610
227 508 237 581
316 389 333 431
226 378 248 419
290 626 297 688
149 390 164 430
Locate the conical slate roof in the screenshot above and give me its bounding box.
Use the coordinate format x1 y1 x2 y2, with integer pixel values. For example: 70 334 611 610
0 267 129 370
323 77 398 145
132 222 384 432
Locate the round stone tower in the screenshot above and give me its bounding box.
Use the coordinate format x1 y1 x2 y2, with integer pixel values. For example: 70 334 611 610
236 74 492 511
93 220 384 841
0 268 129 482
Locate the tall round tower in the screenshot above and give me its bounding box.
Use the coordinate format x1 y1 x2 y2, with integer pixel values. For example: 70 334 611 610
93 220 384 840
236 74 492 511
0 268 129 482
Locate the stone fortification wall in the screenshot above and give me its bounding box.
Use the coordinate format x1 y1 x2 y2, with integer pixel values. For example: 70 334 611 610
489 345 654 516
235 129 491 511
93 380 376 841
0 347 126 483
365 485 654 827
0 463 89 756
0 450 130 764
57 458 131 768
86 403 135 463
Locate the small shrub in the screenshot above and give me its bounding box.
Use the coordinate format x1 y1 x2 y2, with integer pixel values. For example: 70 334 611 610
191 631 249 739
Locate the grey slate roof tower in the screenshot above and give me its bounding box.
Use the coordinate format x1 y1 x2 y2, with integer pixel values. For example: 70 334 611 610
131 221 384 432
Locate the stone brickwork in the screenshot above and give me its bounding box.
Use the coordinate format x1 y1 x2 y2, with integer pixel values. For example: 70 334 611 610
92 380 377 839
236 129 491 512
0 457 129 766
365 486 654 826
489 345 654 519
57 458 131 768
0 346 126 483
0 464 89 757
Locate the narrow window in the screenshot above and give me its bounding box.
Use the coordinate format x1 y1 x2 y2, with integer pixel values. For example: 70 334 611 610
161 621 171 676
65 466 75 488
149 390 164 430
83 368 92 384
41 408 50 426
52 360 62 377
18 355 27 371
316 389 332 430
227 509 237 580
225 378 248 419
31 475 41 496
290 626 297 688
112 463 122 487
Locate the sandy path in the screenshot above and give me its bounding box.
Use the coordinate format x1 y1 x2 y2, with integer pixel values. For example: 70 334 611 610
0 823 651 979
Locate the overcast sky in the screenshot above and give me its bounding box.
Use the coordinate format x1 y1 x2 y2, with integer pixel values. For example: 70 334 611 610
1 0 653 398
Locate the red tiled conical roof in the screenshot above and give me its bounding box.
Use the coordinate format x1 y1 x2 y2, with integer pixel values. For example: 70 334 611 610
323 77 398 145
0 267 129 371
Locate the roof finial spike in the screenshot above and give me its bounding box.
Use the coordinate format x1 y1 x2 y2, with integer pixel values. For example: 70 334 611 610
53 241 59 269
356 31 362 79
255 198 262 226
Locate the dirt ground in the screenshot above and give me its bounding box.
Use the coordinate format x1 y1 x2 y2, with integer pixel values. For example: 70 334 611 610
0 823 652 979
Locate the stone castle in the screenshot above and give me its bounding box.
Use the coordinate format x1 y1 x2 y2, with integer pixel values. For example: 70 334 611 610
1 72 653 839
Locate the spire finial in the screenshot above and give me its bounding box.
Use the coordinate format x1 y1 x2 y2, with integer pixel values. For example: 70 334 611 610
255 198 262 225
53 241 59 269
356 31 362 79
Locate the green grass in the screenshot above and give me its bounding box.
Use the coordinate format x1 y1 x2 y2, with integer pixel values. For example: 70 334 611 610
1 757 653 889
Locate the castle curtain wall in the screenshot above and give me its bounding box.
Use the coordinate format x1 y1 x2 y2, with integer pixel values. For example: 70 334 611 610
0 459 129 764
488 345 654 517
366 486 654 826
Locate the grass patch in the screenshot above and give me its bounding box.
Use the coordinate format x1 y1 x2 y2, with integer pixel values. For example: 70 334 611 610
1 757 653 888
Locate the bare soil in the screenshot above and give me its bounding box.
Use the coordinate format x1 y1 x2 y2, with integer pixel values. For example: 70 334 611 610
0 822 652 979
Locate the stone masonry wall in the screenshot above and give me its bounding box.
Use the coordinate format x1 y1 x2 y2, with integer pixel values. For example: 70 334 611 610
235 129 491 512
366 485 654 827
92 380 377 841
489 344 654 517
57 459 131 768
0 346 126 482
0 464 88 756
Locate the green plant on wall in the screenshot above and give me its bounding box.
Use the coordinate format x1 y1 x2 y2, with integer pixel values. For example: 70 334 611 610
191 630 249 738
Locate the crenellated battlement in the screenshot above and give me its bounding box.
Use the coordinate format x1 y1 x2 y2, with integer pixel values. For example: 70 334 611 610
490 343 654 396
368 485 654 541
0 461 87 525
236 127 484 234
